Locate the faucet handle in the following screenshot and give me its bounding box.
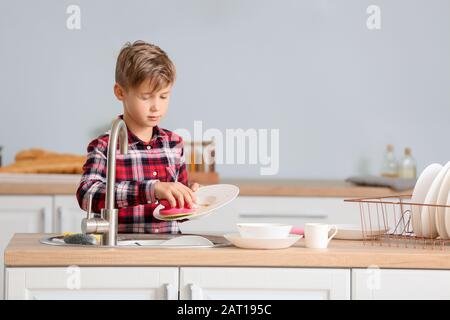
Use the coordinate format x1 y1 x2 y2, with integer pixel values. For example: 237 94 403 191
82 194 109 235
86 193 93 219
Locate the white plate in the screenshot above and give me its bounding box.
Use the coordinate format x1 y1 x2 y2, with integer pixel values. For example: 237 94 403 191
446 191 450 237
436 169 450 239
224 233 302 250
411 163 443 237
332 224 390 240
421 162 450 238
153 184 239 221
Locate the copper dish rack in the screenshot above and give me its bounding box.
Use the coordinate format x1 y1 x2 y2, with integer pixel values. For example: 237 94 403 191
344 195 450 250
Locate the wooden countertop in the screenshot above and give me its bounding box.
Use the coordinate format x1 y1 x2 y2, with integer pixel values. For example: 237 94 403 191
221 178 408 198
0 173 80 195
5 233 450 270
0 174 409 198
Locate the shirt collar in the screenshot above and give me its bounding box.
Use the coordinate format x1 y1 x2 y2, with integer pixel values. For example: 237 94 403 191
117 114 163 146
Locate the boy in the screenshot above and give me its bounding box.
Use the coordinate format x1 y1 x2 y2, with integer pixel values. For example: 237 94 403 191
76 40 199 234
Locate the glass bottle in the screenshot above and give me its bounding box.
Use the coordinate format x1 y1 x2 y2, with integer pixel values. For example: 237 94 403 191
399 147 417 179
381 144 399 178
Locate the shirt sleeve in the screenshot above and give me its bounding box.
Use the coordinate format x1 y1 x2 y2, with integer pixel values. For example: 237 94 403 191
176 139 189 187
76 137 159 213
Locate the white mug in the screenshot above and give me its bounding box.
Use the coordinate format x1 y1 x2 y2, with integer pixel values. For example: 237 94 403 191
305 223 338 249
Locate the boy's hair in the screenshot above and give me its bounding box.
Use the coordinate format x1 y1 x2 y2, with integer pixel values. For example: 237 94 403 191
115 40 176 93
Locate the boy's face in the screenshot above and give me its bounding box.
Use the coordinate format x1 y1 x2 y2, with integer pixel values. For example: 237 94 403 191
114 79 172 128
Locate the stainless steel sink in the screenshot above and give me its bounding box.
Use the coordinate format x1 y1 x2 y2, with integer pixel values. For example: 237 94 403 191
40 233 231 248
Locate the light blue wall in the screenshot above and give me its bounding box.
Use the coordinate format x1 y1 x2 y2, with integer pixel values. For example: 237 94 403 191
0 0 449 179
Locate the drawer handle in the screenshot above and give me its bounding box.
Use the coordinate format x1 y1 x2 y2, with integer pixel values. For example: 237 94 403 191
239 212 328 219
43 207 52 233
164 283 175 300
56 206 64 233
189 284 204 300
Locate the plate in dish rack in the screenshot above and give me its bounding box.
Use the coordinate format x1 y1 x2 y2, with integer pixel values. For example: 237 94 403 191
153 184 239 221
421 162 450 238
436 168 450 239
411 163 443 237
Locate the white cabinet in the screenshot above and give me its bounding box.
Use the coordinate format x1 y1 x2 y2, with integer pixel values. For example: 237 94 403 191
53 195 85 233
180 196 360 234
5 267 179 300
6 265 450 300
352 268 450 300
0 195 85 299
179 267 351 300
0 195 53 300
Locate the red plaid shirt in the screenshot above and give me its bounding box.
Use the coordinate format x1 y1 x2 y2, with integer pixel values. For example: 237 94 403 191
76 114 188 234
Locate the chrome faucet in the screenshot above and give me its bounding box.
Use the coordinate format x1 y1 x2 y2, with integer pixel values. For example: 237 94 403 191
82 118 128 246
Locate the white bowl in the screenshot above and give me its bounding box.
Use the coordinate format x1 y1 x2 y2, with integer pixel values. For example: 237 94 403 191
224 233 302 249
236 223 292 239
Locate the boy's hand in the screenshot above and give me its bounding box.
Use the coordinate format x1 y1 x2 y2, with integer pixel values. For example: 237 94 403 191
154 181 197 209
189 182 200 192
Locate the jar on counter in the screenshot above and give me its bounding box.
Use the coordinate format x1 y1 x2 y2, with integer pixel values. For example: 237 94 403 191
381 144 399 178
399 147 417 179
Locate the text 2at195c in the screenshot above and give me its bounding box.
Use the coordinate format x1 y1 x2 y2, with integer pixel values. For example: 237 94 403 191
221 304 271 315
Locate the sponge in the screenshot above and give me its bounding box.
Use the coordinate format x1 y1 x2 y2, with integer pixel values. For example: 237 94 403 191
63 232 101 243
63 233 98 245
158 199 196 216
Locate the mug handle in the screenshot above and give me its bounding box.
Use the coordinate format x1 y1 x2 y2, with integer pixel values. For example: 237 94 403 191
328 225 338 243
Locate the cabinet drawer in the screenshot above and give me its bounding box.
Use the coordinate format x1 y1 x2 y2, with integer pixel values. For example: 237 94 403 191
352 269 450 300
180 267 350 300
236 196 354 221
53 195 84 233
5 267 179 300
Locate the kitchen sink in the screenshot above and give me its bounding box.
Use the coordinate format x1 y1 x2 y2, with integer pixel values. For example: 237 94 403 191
39 233 231 248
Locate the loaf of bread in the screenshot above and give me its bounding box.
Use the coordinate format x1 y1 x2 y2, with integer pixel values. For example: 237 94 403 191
15 148 85 162
0 148 86 174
